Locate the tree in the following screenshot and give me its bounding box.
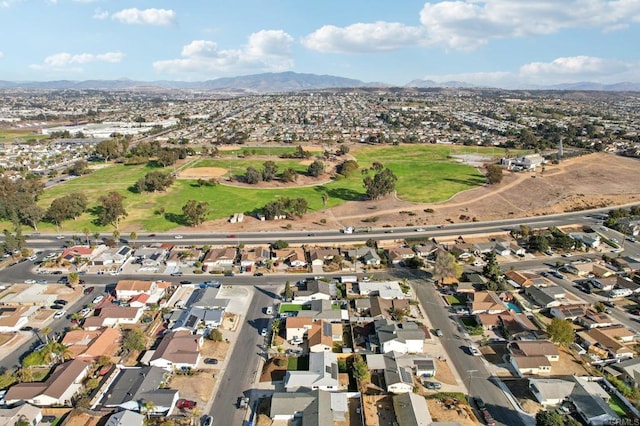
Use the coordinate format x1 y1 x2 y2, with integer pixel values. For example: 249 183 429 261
284 281 293 301
46 193 88 228
262 161 278 181
182 200 209 226
281 167 297 182
482 252 503 284
19 204 45 231
337 160 359 177
352 354 370 389
122 328 146 352
338 144 350 155
404 256 425 269
67 272 80 288
207 329 223 342
535 410 565 426
593 301 606 313
363 167 398 200
129 231 137 245
432 251 461 284
67 159 89 176
272 240 289 250
307 160 325 177
98 191 127 229
546 318 574 346
485 164 503 184
135 171 175 193
245 166 261 184
271 318 281 336
156 149 179 167
528 234 550 253
95 139 126 162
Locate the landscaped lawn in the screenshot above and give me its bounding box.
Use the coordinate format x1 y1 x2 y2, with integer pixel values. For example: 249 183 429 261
608 394 627 417
460 317 479 328
446 294 467 306
287 355 309 371
3 144 531 232
279 304 304 312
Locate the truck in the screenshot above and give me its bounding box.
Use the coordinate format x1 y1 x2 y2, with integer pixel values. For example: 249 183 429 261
354 227 372 233
342 227 354 234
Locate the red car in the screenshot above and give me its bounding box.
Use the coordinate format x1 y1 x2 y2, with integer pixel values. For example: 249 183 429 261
177 399 197 409
83 286 95 295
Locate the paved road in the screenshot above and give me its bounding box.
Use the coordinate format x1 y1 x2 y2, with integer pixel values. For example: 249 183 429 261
407 270 530 426
208 285 278 426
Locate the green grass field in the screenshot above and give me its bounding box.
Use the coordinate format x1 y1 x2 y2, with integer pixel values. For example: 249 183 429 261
4 144 519 232
0 130 49 143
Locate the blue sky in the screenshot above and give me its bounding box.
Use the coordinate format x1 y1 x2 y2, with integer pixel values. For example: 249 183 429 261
1 0 639 88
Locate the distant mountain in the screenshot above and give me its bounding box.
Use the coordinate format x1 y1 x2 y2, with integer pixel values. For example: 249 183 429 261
0 72 379 93
0 72 638 92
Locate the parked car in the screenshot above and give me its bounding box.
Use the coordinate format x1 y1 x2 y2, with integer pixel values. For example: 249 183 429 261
83 286 95 294
204 358 218 365
423 381 442 390
180 280 192 285
237 396 249 409
177 399 197 409
253 272 264 276
434 328 443 337
174 235 184 239
50 304 64 310
480 408 496 426
53 299 68 306
92 295 104 304
261 328 268 337
79 307 91 317
53 310 66 319
202 415 213 426
224 272 235 277
468 345 481 356
24 279 36 284
171 272 183 277
474 397 486 410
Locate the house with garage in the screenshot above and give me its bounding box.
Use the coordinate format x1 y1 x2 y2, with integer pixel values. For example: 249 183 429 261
528 378 577 406
570 232 601 248
0 404 42 426
549 305 588 321
393 392 433 426
413 357 437 378
284 351 340 392
239 246 271 271
170 307 224 332
369 297 411 321
293 280 334 303
91 245 133 266
509 341 560 362
201 247 236 271
83 306 144 330
274 247 308 268
61 327 122 362
510 355 552 377
413 242 439 259
494 241 511 256
114 280 170 303
308 321 343 353
576 311 614 329
286 317 315 342
469 291 507 315
4 359 91 406
578 326 636 360
504 270 547 288
508 341 559 376
524 285 566 308
60 245 106 264
269 390 348 425
387 247 416 264
0 305 32 332
146 330 203 371
134 245 169 269
373 319 425 354
608 357 640 388
382 351 414 394
105 410 146 426
358 281 405 299
99 366 178 415
347 246 381 266
308 248 340 267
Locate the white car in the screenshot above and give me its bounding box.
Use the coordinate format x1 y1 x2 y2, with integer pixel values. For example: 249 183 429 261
415 228 426 232
92 295 104 304
468 345 481 356
24 279 36 284
55 235 66 240
54 310 66 319
261 328 268 337
79 307 91 317
174 235 184 239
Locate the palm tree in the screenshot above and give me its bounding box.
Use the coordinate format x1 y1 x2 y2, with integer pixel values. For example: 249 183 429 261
67 272 79 288
140 399 155 418
40 326 52 344
112 229 120 242
18 367 33 383
93 232 100 243
129 231 137 247
83 227 91 245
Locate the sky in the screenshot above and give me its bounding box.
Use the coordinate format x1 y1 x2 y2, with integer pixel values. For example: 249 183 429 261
1 0 639 88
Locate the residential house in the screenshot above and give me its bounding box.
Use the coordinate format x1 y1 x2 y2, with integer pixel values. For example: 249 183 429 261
570 233 601 248
82 306 144 330
469 291 507 315
509 355 552 377
393 392 433 426
504 271 547 288
615 276 640 294
499 312 541 340
308 321 343 353
186 286 230 310
610 358 640 388
100 366 178 415
550 305 588 321
91 245 132 266
134 245 169 268
105 410 146 426
413 357 436 378
239 246 271 271
524 285 566 308
347 246 381 265
374 319 425 354
114 280 170 303
0 404 42 426
308 248 340 266
293 280 334 303
509 341 560 362
591 277 617 292
0 285 58 307
201 247 236 271
274 247 307 268
528 375 619 425
382 351 414 394
413 242 439 259
4 359 91 406
358 281 405 299
295 299 345 322
147 330 203 371
60 245 106 263
284 351 340 392
592 263 617 278
578 326 636 360
370 297 411 320
494 241 511 256
564 262 595 277
577 311 614 329
0 305 32 332
61 327 122 362
501 153 545 171
473 242 496 255
170 307 224 332
286 317 315 342
510 243 526 256
387 247 416 264
270 390 347 425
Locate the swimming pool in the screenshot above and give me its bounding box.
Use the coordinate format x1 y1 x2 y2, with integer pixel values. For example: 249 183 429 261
506 302 522 313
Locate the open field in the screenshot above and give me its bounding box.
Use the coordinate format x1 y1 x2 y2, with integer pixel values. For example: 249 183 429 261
0 129 49 143
7 144 499 232
215 145 324 155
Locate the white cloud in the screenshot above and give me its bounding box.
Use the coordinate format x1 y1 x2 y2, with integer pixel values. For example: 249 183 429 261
92 9 109 20
302 21 425 53
43 51 123 66
74 0 98 3
420 56 638 88
0 51 4 59
303 0 640 53
112 8 176 26
153 30 294 77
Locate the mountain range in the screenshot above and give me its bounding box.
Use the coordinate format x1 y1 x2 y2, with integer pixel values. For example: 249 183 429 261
0 71 638 93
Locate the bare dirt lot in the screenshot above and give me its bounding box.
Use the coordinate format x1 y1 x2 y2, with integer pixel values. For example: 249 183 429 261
191 152 640 232
426 398 478 426
177 167 228 179
363 395 397 426
169 370 216 411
